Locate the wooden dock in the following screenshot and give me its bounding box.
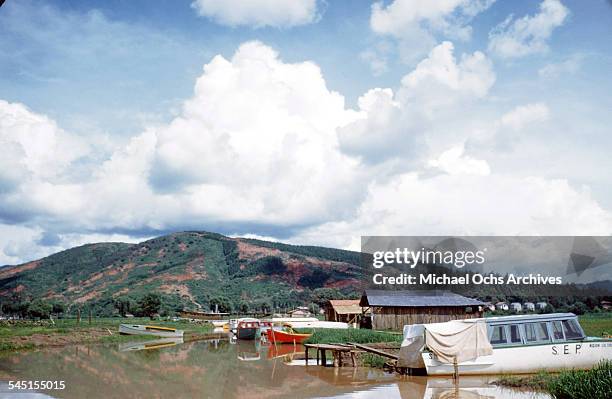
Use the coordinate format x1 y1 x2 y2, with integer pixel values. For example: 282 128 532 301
348 342 398 360
303 342 399 367
303 343 357 367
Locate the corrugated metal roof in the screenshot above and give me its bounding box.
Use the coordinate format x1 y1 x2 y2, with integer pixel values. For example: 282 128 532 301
360 290 484 307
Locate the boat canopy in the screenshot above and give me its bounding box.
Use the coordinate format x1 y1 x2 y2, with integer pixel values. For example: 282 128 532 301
399 320 493 368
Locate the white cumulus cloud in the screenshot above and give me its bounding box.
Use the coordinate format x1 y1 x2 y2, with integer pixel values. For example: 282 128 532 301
369 0 495 64
1 40 611 265
488 0 569 58
340 42 495 163
191 0 319 28
295 173 612 250
427 144 490 176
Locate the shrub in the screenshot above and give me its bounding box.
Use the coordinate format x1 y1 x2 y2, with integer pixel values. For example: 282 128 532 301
547 360 612 399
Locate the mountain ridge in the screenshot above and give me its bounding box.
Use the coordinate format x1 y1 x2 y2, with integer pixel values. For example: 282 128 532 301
0 231 363 315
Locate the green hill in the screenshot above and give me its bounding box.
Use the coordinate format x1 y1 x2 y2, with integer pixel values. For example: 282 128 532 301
0 231 608 317
0 232 363 316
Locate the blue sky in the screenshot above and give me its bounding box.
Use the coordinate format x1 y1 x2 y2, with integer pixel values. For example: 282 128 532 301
1 0 612 267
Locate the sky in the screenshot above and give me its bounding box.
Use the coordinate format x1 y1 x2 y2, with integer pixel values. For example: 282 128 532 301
1 0 612 265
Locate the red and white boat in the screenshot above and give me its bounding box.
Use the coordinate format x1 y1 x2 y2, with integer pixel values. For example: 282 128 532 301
266 326 311 345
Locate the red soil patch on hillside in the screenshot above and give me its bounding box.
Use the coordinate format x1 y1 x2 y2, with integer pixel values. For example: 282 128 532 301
159 284 195 301
74 290 101 303
236 240 282 260
0 260 41 279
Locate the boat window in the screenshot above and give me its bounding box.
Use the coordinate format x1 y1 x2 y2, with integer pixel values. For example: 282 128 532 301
524 323 538 342
509 324 522 344
525 322 550 342
536 322 550 341
562 319 583 339
551 321 564 340
490 325 507 345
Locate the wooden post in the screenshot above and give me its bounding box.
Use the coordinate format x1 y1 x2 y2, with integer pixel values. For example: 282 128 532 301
316 347 320 365
77 308 81 324
321 349 327 367
305 347 309 365
88 309 92 325
453 356 459 381
350 351 356 367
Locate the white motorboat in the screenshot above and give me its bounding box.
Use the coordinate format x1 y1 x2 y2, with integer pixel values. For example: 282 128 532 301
399 313 612 375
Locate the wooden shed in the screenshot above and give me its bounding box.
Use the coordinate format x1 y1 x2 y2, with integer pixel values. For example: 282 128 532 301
324 299 366 324
359 290 485 331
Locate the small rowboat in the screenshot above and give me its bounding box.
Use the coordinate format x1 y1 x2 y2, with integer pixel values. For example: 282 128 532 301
119 324 184 338
211 320 229 328
267 326 311 344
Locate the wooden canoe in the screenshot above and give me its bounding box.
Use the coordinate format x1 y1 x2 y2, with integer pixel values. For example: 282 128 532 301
119 324 184 338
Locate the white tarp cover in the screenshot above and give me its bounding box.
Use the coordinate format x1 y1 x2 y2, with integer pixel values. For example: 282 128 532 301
399 320 492 367
424 320 493 364
398 324 426 367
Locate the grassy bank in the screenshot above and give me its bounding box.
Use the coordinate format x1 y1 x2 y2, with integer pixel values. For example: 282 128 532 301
0 318 212 353
578 314 612 337
300 328 402 345
496 360 611 399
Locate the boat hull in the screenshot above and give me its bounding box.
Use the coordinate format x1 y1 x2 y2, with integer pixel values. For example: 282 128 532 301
236 327 258 340
211 320 229 328
119 324 184 338
423 339 612 375
267 329 311 344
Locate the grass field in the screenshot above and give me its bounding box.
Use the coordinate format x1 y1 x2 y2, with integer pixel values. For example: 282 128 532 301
578 313 612 337
0 317 212 353
300 328 402 345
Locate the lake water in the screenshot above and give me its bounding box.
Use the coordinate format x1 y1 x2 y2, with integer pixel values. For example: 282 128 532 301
0 336 551 399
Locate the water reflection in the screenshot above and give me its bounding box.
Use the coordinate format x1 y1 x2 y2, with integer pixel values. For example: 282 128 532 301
119 337 184 352
0 338 551 399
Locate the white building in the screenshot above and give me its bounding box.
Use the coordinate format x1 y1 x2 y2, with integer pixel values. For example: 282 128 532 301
536 302 548 310
495 302 509 311
523 302 535 311
510 302 522 312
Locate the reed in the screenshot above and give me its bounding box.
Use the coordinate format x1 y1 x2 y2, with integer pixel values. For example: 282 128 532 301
361 353 387 368
547 360 611 399
299 328 402 345
496 361 612 399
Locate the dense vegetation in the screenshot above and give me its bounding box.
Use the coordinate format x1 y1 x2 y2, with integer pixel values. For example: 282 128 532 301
547 360 612 399
302 328 402 345
496 360 612 399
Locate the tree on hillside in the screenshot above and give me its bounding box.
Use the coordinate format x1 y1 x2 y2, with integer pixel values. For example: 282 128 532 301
27 299 53 319
114 297 134 316
138 293 161 319
209 296 232 313
50 301 66 318
238 301 249 314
